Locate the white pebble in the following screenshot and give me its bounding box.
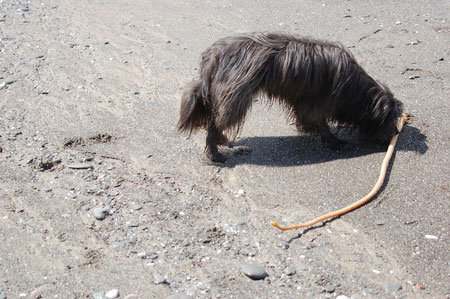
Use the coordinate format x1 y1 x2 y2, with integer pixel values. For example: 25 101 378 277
105 289 119 298
425 234 438 240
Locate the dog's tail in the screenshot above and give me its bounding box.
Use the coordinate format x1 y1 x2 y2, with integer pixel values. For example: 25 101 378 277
177 80 210 134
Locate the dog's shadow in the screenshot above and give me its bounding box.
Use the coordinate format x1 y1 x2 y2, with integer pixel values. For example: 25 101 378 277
222 124 427 167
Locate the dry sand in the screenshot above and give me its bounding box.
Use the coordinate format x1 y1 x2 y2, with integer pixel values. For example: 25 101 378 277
0 0 449 298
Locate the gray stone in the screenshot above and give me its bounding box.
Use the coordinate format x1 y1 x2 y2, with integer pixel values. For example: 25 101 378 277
277 241 289 249
299 263 310 271
154 275 168 285
284 266 296 276
67 163 93 169
131 203 143 210
0 292 6 299
385 282 402 294
165 294 194 299
92 291 107 299
324 283 335 293
105 289 119 298
111 242 121 249
241 263 268 280
93 207 108 220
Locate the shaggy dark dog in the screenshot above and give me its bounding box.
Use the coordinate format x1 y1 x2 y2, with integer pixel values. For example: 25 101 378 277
178 32 403 162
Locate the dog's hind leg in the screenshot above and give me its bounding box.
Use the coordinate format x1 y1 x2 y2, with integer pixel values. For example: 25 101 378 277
206 123 228 162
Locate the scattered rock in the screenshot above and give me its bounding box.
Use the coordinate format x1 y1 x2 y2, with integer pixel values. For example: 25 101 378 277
298 263 310 271
67 163 93 169
52 156 62 163
92 291 107 299
93 207 108 220
165 294 194 299
277 241 289 249
105 289 120 298
375 220 385 225
424 234 438 240
324 283 335 293
154 274 169 285
131 203 143 211
29 284 56 298
284 266 296 276
385 282 402 294
241 263 268 280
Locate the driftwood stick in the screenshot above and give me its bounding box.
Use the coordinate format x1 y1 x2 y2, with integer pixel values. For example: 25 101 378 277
271 114 407 231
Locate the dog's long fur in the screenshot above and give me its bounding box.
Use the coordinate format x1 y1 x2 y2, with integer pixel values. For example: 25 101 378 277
178 32 403 162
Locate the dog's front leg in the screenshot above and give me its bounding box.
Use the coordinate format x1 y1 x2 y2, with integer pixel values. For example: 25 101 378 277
206 124 228 162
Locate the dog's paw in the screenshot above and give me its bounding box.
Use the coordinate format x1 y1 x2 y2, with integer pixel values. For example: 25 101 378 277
208 152 228 163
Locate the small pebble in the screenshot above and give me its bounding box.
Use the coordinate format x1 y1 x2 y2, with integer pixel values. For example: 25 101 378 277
385 282 402 294
324 283 335 293
424 234 438 240
67 163 93 169
92 291 107 299
165 294 194 299
0 292 5 299
129 235 138 243
375 220 385 225
241 263 268 280
105 289 119 298
93 207 108 220
284 266 296 276
277 241 289 249
52 156 62 163
131 203 143 210
298 263 310 271
154 275 169 285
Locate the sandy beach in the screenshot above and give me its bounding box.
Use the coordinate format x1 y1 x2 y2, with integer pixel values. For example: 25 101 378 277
0 0 448 298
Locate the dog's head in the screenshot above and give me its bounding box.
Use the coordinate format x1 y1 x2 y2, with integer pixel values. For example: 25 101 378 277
361 86 403 143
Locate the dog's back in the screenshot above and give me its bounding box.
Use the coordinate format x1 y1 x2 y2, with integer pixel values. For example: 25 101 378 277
178 32 402 162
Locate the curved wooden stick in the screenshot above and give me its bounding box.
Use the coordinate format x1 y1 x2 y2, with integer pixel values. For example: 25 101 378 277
271 114 407 231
